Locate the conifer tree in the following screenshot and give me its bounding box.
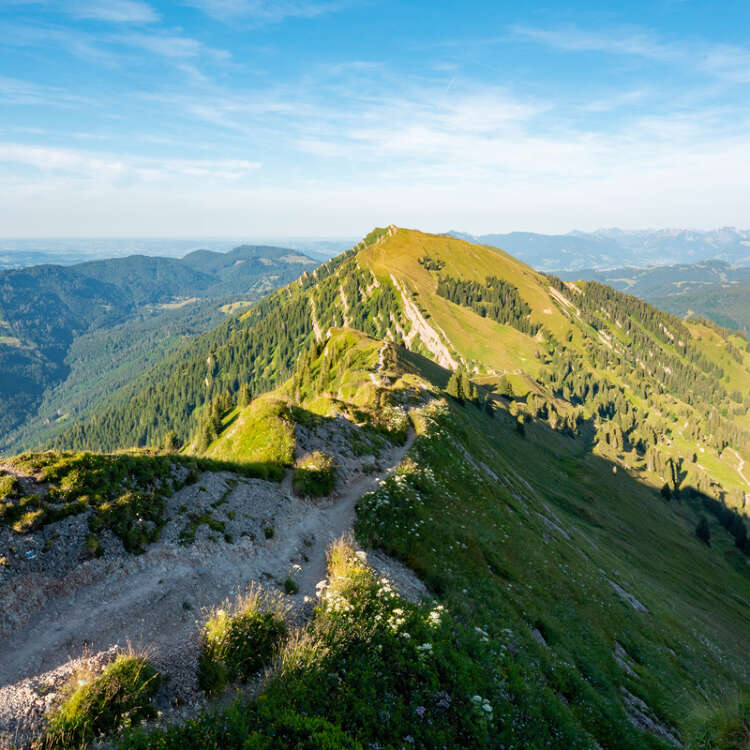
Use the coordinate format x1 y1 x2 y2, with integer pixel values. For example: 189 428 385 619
483 394 494 417
498 375 514 399
459 368 473 403
446 370 463 402
162 430 179 451
238 383 252 408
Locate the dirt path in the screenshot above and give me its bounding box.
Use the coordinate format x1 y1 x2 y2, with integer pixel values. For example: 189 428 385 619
296 428 414 601
0 429 415 745
368 342 388 386
729 448 750 488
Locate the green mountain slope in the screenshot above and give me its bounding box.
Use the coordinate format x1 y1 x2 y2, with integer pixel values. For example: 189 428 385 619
53 227 750 509
0 246 316 450
5 326 750 748
562 260 750 334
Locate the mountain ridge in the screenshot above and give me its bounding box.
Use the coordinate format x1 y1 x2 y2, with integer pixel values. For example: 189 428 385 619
48 226 750 515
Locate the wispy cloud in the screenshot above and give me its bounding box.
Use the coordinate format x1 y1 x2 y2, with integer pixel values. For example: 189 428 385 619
184 0 349 24
0 75 93 106
68 1 159 23
511 24 750 84
580 89 650 113
511 25 678 62
0 143 260 185
116 31 229 59
0 20 229 67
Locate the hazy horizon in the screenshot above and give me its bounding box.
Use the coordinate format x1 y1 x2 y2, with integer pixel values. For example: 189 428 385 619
3 1 750 236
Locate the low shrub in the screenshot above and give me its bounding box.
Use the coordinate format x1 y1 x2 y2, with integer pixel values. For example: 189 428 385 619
293 451 336 497
44 653 160 748
198 587 288 696
0 473 20 499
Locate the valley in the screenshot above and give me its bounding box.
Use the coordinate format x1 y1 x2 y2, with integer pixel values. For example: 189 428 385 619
0 246 316 454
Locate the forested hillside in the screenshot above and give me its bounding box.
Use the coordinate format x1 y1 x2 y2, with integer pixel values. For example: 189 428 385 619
0 246 315 451
52 227 750 516
562 260 750 334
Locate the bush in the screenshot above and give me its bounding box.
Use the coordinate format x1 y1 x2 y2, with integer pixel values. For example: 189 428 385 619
0 473 20 499
44 654 160 748
198 587 288 696
293 452 336 497
242 707 363 749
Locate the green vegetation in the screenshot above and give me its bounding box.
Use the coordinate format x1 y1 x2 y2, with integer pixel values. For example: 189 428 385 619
0 246 315 454
293 451 336 497
122 540 553 749
0 449 279 552
437 275 541 335
688 692 750 749
203 396 295 475
0 472 19 498
445 366 479 404
44 653 160 748
197 587 288 696
7 227 750 747
567 258 750 334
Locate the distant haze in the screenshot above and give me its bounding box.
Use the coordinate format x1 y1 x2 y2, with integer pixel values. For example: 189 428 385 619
0 237 357 269
450 227 750 272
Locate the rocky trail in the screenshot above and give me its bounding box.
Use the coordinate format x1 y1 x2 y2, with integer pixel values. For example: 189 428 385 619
0 426 417 747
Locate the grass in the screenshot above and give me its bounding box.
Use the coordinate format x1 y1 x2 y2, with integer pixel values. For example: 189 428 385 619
122 538 549 749
178 510 225 545
197 586 289 696
293 451 336 497
687 692 750 749
354 395 750 748
0 472 20 498
43 653 160 748
204 396 295 472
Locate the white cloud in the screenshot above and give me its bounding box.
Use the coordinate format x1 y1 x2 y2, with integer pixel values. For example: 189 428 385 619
511 24 750 84
117 31 227 59
0 143 260 185
68 1 159 23
0 76 92 106
184 0 348 24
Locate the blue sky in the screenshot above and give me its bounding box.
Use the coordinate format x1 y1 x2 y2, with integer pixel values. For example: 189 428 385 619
1 0 749 237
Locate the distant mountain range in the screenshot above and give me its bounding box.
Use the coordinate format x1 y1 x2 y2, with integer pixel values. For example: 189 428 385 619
0 237 354 270
561 259 750 333
449 227 750 271
0 245 317 451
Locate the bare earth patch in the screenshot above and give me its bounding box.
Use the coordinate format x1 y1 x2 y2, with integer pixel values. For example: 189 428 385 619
0 428 418 747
